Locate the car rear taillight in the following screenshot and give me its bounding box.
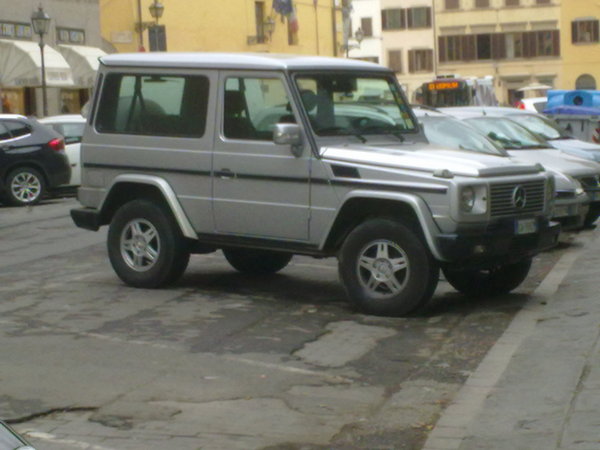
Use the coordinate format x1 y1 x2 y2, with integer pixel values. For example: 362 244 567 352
516 101 525 110
48 138 65 152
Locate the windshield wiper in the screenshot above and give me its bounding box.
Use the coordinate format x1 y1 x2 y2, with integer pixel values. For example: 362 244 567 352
359 125 405 142
520 144 549 149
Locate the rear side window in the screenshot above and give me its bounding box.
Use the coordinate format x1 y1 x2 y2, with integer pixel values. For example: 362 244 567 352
0 123 10 141
96 73 209 137
51 123 85 144
4 120 31 138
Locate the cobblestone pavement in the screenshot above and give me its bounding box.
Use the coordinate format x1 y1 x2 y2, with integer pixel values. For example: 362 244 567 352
0 198 583 450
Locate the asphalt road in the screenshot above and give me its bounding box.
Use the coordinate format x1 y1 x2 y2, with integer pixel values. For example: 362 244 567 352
0 197 577 450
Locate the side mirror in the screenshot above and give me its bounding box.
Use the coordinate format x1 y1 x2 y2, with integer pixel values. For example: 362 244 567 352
273 123 303 157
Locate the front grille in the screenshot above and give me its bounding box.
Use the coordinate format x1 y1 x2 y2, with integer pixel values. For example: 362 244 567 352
490 180 545 217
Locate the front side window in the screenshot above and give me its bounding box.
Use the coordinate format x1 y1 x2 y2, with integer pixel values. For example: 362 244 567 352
96 74 209 137
466 118 548 150
295 73 416 137
223 76 292 141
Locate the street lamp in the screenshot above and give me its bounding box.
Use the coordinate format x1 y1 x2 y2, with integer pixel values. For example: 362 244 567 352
31 5 50 117
342 27 365 58
263 16 276 41
148 1 165 24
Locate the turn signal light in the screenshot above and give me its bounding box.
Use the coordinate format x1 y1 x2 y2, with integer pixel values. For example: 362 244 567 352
48 138 65 152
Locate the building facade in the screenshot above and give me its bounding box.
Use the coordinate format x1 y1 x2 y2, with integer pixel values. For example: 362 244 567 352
349 0 436 101
101 0 344 57
560 0 600 91
0 0 105 116
435 0 562 105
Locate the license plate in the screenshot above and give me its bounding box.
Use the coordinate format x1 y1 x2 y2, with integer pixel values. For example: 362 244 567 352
553 205 576 218
516 218 537 235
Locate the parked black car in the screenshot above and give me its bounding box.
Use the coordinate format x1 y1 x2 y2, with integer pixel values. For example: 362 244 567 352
0 114 71 206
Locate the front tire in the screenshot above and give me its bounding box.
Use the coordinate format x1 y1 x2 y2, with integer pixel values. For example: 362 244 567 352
4 167 46 206
338 219 439 317
107 200 190 288
442 258 532 298
223 248 292 274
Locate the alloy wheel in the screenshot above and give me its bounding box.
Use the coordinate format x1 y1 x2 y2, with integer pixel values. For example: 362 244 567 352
356 239 410 298
120 219 161 272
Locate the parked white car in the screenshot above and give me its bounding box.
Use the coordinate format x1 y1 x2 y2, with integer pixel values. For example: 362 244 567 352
516 97 547 113
39 114 85 186
456 106 600 163
414 108 591 229
440 107 600 227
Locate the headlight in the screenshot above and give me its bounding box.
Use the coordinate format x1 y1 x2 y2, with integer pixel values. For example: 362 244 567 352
569 176 585 196
546 175 555 204
460 186 476 212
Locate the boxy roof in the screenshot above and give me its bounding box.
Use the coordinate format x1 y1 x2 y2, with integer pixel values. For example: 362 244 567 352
100 52 390 72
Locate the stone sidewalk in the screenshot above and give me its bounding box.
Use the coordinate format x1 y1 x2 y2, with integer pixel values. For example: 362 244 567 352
424 227 600 450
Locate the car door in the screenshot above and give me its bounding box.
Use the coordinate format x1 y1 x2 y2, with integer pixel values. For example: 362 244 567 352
212 71 311 241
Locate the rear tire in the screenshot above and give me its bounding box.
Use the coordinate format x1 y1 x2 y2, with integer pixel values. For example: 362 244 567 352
223 248 292 274
107 200 190 288
338 218 439 317
4 167 46 206
442 258 532 298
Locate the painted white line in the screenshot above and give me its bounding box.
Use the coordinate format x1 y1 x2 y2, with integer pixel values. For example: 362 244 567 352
25 431 116 450
221 355 354 384
422 233 593 450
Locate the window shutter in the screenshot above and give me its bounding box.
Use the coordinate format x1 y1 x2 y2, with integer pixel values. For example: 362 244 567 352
594 21 600 42
523 31 535 57
401 9 406 29
388 50 402 73
462 35 476 61
572 21 578 43
407 9 413 29
491 33 506 59
438 36 447 63
552 30 560 56
408 50 415 73
426 8 432 27
425 50 433 71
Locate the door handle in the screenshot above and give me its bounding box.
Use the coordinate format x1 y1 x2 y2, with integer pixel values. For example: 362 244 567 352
215 168 235 179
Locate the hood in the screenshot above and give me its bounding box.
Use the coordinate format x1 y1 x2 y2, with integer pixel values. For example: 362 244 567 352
549 139 600 162
320 142 542 178
507 148 600 177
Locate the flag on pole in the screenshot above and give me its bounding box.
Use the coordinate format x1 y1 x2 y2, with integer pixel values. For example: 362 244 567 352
273 0 293 16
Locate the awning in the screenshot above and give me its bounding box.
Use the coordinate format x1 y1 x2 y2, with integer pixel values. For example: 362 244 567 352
58 44 106 88
0 39 74 87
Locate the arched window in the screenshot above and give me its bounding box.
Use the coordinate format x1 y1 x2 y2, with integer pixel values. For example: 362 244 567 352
576 74 597 90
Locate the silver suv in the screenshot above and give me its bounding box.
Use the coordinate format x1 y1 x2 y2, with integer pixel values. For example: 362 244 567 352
71 53 559 316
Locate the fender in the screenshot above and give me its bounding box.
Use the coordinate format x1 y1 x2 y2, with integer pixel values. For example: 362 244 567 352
320 189 446 260
101 174 197 239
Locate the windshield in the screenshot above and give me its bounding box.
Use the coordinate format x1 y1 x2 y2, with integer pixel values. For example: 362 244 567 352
508 114 571 140
465 117 549 150
294 74 416 138
420 116 506 156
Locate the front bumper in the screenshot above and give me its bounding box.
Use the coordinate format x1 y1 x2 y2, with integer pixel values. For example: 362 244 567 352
552 195 589 231
436 217 560 268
